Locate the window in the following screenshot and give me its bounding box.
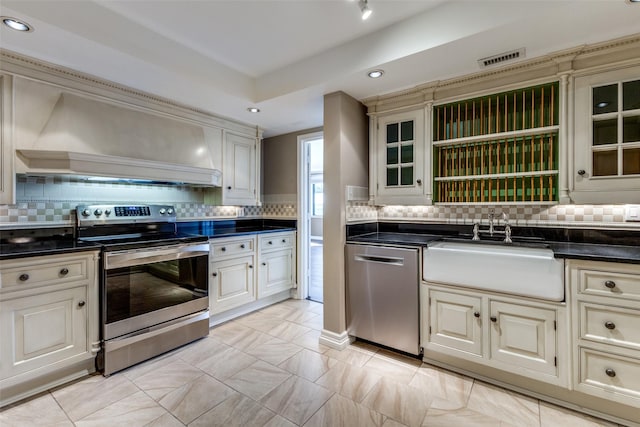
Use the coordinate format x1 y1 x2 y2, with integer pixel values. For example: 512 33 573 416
311 175 323 216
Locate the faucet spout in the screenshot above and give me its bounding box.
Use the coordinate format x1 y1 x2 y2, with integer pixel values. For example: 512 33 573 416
472 223 480 240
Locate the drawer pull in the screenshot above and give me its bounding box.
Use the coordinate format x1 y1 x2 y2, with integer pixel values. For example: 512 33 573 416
78 300 86 308
605 368 616 378
268 241 273 245
604 280 616 289
240 244 245 249
221 247 226 252
604 321 616 330
249 265 253 269
282 239 286 243
490 316 497 322
19 273 29 282
474 311 480 318
262 262 267 266
212 272 218 277
60 268 69 276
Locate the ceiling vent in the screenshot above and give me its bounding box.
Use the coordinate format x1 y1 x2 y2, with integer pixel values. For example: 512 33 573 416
478 48 525 68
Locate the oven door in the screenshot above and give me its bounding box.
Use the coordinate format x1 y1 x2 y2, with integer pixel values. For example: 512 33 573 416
102 242 209 340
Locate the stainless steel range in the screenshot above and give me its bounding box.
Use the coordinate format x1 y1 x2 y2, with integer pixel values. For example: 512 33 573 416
76 204 210 375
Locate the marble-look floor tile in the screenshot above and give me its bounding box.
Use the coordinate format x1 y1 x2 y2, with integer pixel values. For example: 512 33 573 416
74 390 167 427
349 340 381 355
304 393 385 427
315 360 381 402
159 374 235 424
123 351 184 382
51 373 139 421
292 329 330 354
382 418 409 427
190 393 276 427
0 393 73 427
300 314 324 330
539 401 617 427
285 308 319 324
361 377 432 427
226 328 274 352
260 303 299 319
324 347 373 367
264 414 298 427
132 361 204 401
363 351 420 385
224 360 292 400
308 302 324 315
144 412 183 427
267 321 312 341
422 407 512 427
260 376 333 426
177 336 228 366
209 322 255 345
236 311 286 333
278 348 337 382
466 381 539 427
196 346 257 381
246 337 303 365
408 364 473 410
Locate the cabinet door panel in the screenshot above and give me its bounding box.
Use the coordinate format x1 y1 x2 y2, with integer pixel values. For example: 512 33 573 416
0 286 87 380
489 301 557 376
224 132 257 205
210 256 256 314
258 249 293 298
428 290 482 356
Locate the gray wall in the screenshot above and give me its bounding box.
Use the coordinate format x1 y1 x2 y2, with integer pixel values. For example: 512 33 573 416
262 127 322 196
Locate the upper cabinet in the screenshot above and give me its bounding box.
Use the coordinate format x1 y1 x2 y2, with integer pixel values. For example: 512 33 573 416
0 74 14 204
370 109 429 205
572 65 640 203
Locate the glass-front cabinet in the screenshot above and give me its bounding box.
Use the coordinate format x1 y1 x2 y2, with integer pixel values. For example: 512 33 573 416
573 66 640 203
373 109 427 205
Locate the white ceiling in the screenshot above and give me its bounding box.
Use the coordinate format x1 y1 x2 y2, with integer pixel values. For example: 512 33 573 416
1 1 639 137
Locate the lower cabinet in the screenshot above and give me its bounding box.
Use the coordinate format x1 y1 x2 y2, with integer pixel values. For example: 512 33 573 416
424 284 563 385
0 251 99 407
209 231 296 315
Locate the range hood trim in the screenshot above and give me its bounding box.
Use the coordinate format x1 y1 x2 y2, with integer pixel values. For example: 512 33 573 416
17 149 222 187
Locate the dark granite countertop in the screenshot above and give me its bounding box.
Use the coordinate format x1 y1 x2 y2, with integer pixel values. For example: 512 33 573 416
0 227 102 260
177 219 296 239
346 222 640 264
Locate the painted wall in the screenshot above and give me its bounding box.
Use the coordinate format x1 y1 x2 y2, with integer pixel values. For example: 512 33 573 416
322 91 368 338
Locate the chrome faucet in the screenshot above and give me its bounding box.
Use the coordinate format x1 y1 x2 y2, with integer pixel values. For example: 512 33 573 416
488 209 495 236
472 209 512 243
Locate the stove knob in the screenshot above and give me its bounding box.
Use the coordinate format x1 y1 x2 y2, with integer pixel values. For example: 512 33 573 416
82 209 91 217
94 209 103 216
159 208 166 215
104 209 111 216
167 208 174 215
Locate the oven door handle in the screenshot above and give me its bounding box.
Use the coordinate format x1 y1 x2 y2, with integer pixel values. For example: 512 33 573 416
104 243 209 270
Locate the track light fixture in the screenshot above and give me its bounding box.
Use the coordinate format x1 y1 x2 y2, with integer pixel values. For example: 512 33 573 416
359 0 372 20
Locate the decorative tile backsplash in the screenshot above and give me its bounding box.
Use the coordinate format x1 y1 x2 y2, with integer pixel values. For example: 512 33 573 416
346 202 636 229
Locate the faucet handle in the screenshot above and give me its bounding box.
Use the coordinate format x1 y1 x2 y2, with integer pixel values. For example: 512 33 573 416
504 223 513 243
501 211 509 225
472 222 480 241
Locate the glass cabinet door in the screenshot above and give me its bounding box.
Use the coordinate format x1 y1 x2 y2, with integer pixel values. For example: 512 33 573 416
385 120 415 187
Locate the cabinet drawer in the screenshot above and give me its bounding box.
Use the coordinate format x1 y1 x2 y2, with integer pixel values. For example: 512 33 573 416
580 302 640 351
0 256 88 291
210 237 255 258
578 347 640 401
259 233 294 251
573 264 640 301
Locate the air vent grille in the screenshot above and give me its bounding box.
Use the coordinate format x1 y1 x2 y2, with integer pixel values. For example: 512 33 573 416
478 48 525 68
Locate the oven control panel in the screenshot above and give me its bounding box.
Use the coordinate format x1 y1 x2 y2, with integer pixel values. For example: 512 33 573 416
76 204 176 225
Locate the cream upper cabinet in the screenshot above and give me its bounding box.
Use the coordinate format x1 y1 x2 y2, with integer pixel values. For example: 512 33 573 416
371 109 430 205
0 74 14 204
572 65 640 203
223 131 259 206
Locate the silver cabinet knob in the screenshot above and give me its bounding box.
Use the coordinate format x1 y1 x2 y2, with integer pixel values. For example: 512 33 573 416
19 273 29 281
605 368 616 378
604 280 616 289
78 300 86 308
604 321 616 330
577 169 586 176
60 268 69 276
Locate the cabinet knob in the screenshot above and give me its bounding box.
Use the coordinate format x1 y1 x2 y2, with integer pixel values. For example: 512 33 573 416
78 300 86 308
417 179 422 185
577 169 586 176
262 262 267 266
490 316 497 322
249 265 253 269
19 273 29 282
605 368 616 378
227 186 232 190
268 241 273 245
282 239 286 243
221 247 226 252
604 280 616 289
240 244 245 249
604 321 616 330
212 272 218 277
60 268 69 276
474 311 480 318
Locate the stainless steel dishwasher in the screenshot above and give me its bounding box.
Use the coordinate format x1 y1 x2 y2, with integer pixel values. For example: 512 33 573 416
345 243 420 355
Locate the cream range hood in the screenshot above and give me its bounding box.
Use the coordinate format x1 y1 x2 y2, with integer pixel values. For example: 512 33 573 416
16 93 222 186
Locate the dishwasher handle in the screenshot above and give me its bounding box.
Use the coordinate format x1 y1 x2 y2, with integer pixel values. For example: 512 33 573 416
354 254 404 266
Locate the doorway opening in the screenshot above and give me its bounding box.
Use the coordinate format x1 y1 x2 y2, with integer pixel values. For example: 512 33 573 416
297 132 323 303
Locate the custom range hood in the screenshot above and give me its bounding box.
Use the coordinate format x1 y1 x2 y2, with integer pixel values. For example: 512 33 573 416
16 93 222 186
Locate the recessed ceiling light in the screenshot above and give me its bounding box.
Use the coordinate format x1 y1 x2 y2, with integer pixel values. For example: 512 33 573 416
596 102 609 108
1 17 33 32
359 0 372 20
247 107 260 113
368 70 384 78
627 0 639 3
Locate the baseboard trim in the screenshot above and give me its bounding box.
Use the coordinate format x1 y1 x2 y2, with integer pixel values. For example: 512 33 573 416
319 329 354 350
208 292 290 327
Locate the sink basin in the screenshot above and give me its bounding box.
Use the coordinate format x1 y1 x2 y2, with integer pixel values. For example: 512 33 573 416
423 241 564 301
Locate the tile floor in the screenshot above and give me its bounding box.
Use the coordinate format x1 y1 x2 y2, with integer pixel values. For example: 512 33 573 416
0 298 623 427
